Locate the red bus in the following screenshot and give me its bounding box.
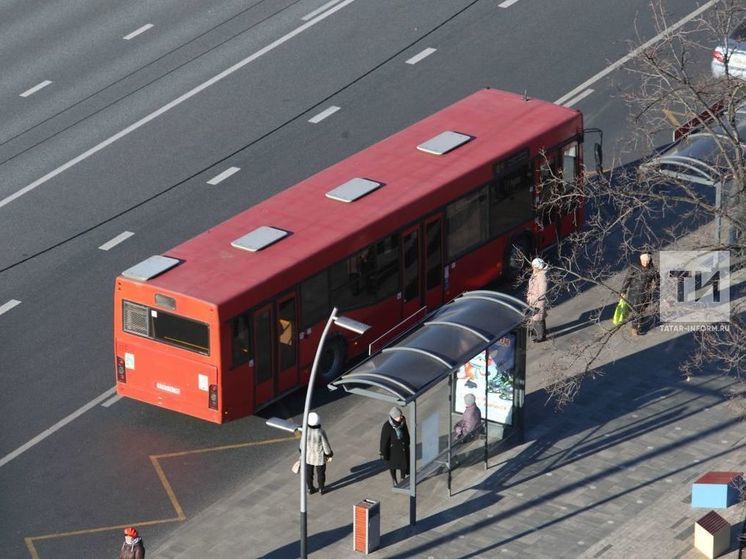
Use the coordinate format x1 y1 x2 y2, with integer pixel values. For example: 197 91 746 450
114 88 585 423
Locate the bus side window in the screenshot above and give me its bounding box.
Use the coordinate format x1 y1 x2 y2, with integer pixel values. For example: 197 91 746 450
489 162 533 236
375 234 399 300
329 237 400 312
300 271 330 329
446 186 489 259
539 155 563 224
563 144 577 185
562 143 579 212
231 313 252 368
278 298 296 370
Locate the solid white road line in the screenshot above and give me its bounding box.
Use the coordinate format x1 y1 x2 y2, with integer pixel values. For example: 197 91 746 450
302 0 344 21
563 89 594 108
124 23 154 40
0 387 116 468
554 0 718 106
20 80 52 98
0 0 359 211
309 106 340 124
0 299 21 316
406 48 437 65
101 394 123 408
498 0 521 8
98 231 134 251
207 166 241 185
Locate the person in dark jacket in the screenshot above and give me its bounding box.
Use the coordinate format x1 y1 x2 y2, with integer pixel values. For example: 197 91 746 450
119 527 145 559
380 406 410 486
621 252 658 335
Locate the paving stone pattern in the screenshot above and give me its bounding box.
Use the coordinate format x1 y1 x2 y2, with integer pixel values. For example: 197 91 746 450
153 286 746 558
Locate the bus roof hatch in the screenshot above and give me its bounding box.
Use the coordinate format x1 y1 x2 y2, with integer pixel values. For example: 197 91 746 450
121 255 181 281
231 226 289 252
325 178 384 203
417 131 473 155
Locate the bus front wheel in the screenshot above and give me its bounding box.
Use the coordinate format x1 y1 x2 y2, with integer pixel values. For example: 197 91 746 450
317 335 348 383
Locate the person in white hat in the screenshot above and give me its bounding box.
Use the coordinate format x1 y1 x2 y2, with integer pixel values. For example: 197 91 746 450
526 258 548 342
302 412 333 494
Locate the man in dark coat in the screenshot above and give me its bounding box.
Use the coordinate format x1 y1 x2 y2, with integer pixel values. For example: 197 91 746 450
119 527 145 559
380 406 410 486
621 252 658 335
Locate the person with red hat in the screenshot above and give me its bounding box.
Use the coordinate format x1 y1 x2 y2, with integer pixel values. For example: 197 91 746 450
119 527 145 559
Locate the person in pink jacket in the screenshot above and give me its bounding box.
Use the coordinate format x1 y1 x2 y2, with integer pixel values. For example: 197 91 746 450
526 258 548 342
453 393 482 440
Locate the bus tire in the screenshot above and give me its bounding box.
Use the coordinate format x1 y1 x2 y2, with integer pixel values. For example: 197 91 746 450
504 235 532 282
317 335 348 383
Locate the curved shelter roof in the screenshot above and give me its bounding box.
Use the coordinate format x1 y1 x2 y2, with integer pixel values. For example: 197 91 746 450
329 291 528 404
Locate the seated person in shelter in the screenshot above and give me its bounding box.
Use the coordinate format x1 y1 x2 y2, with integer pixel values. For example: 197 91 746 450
453 393 482 440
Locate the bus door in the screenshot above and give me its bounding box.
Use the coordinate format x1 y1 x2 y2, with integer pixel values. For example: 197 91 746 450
423 215 444 309
401 215 444 318
401 224 421 318
252 303 275 407
276 294 298 393
536 151 563 247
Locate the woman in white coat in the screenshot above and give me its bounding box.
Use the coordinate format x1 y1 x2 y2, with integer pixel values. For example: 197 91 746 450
526 258 548 342
303 412 333 495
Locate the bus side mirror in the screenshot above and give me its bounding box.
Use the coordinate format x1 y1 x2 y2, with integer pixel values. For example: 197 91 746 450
583 127 604 175
594 142 603 174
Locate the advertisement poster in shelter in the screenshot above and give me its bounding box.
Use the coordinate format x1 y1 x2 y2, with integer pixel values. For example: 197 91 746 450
454 333 516 424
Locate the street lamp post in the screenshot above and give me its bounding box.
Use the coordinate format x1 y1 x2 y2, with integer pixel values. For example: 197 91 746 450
267 307 369 559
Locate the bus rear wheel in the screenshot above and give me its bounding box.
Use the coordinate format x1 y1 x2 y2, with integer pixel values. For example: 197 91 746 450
317 335 348 383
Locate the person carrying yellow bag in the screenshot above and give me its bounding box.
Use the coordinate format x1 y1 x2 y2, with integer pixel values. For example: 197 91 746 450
620 252 658 335
612 297 631 326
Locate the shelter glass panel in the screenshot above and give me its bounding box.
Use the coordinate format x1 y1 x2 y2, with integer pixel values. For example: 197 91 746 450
412 375 451 483
452 332 523 473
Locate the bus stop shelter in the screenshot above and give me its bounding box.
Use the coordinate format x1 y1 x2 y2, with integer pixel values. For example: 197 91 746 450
329 290 528 526
639 103 745 249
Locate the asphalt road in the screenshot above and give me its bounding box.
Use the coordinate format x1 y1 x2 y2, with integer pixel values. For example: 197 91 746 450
0 0 716 557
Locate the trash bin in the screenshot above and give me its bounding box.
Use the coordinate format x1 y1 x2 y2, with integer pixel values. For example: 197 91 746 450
353 498 380 554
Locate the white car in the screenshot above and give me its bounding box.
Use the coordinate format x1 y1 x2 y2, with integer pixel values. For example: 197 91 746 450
712 20 746 79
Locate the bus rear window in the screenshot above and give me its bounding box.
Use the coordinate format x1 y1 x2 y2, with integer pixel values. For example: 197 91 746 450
122 300 210 355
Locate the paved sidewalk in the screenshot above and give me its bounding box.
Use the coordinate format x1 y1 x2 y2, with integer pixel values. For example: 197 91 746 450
153 285 746 558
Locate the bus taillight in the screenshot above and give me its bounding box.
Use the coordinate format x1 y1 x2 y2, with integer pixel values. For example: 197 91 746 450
116 357 127 383
208 384 218 409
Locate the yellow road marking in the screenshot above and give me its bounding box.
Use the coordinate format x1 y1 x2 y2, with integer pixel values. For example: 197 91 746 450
662 108 686 127
24 435 297 557
150 454 187 521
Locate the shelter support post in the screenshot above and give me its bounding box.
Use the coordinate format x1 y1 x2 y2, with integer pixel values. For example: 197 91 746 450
448 373 453 497
408 400 417 527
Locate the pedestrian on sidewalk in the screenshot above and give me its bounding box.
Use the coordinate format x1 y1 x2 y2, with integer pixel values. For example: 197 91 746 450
119 527 145 559
526 257 549 342
621 251 658 335
380 406 410 486
453 393 482 440
302 411 333 495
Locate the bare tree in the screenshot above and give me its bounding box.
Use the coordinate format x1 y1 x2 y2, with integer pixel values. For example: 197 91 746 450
534 0 745 412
